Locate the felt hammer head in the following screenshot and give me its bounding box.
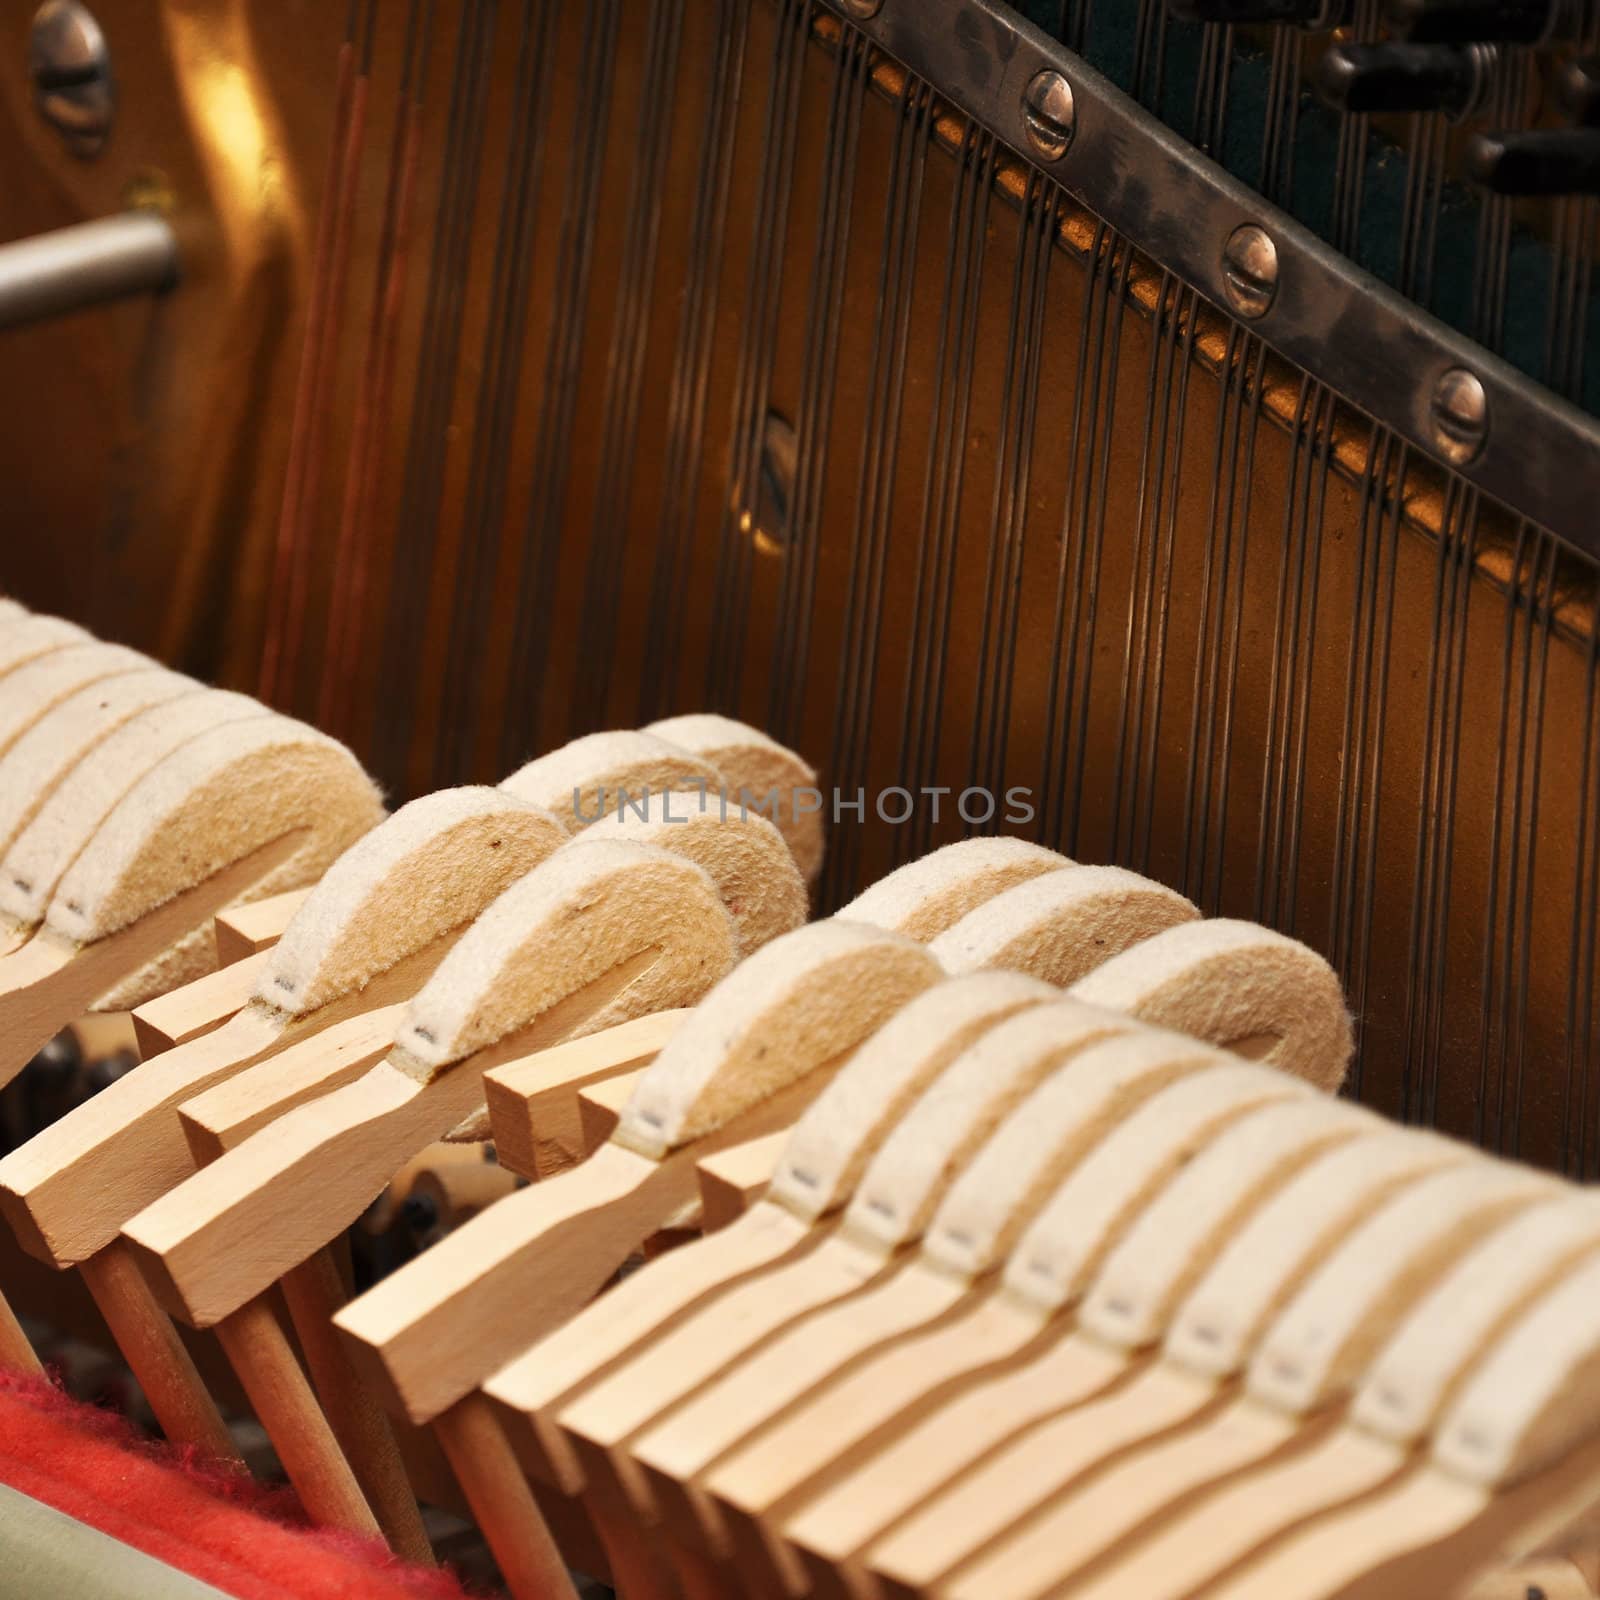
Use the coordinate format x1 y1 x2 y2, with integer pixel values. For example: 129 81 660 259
645 713 825 885
839 836 1068 940
930 863 1199 987
0 691 271 939
581 791 807 956
1069 918 1355 1092
393 837 740 1080
0 642 151 763
46 715 385 1008
500 730 724 831
768 969 1059 1224
615 918 946 1160
256 786 571 1019
0 615 90 678
0 669 197 865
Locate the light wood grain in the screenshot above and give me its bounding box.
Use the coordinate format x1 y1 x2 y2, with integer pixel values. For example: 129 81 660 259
695 1132 787 1231
132 949 270 1056
342 1066 845 1427
123 945 667 1327
483 1008 688 1179
214 1294 381 1540
0 936 442 1268
576 1068 644 1152
177 1000 407 1160
433 1395 579 1600
78 1242 239 1463
213 887 311 965
0 1285 42 1376
279 1250 433 1563
0 831 303 1086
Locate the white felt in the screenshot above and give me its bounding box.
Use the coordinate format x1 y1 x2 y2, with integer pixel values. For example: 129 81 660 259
921 1018 1209 1281
1434 1249 1600 1486
837 837 1067 940
1080 1097 1379 1349
580 793 807 956
0 691 269 933
1069 917 1353 1091
769 972 1058 1223
1165 1130 1465 1380
500 730 723 832
0 643 149 761
644 713 825 884
1355 1198 1600 1448
258 788 570 1018
616 919 944 1159
1002 1061 1303 1313
842 1000 1148 1256
1247 1160 1556 1416
394 839 736 1078
0 670 196 861
914 924 1355 1285
0 616 90 676
46 715 384 945
929 865 1198 987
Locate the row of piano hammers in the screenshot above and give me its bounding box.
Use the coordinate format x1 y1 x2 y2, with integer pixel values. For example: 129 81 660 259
0 599 1594 1599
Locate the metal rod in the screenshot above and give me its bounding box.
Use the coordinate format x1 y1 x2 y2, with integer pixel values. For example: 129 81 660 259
0 211 178 331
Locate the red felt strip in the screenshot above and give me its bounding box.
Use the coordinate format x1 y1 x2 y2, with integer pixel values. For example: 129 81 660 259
0 1368 475 1600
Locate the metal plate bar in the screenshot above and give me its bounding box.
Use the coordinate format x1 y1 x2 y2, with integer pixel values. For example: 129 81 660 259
820 0 1600 557
0 213 178 333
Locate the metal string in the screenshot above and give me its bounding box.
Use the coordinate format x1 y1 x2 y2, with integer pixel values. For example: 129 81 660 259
433 0 560 784
1057 235 1136 863
1326 424 1398 1094
1259 18 1302 213
1129 283 1199 875
269 0 382 711
321 0 437 742
1194 331 1266 915
1039 217 1118 857
767 23 871 746
821 74 934 907
702 0 813 712
374 0 499 791
1475 516 1533 1147
496 0 624 771
569 0 688 735
1109 272 1194 871
895 125 997 866
967 175 1056 830
636 0 750 722
298 0 1600 1160
1565 580 1600 1176
1406 481 1480 1129
259 0 367 705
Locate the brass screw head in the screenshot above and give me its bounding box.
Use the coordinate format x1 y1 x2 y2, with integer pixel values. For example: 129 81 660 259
1221 223 1279 319
1022 69 1075 161
1430 367 1489 465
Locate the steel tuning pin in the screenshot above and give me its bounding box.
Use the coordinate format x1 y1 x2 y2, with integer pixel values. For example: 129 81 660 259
1384 0 1570 43
1555 54 1600 126
1316 41 1493 117
1467 127 1600 193
1167 0 1350 22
